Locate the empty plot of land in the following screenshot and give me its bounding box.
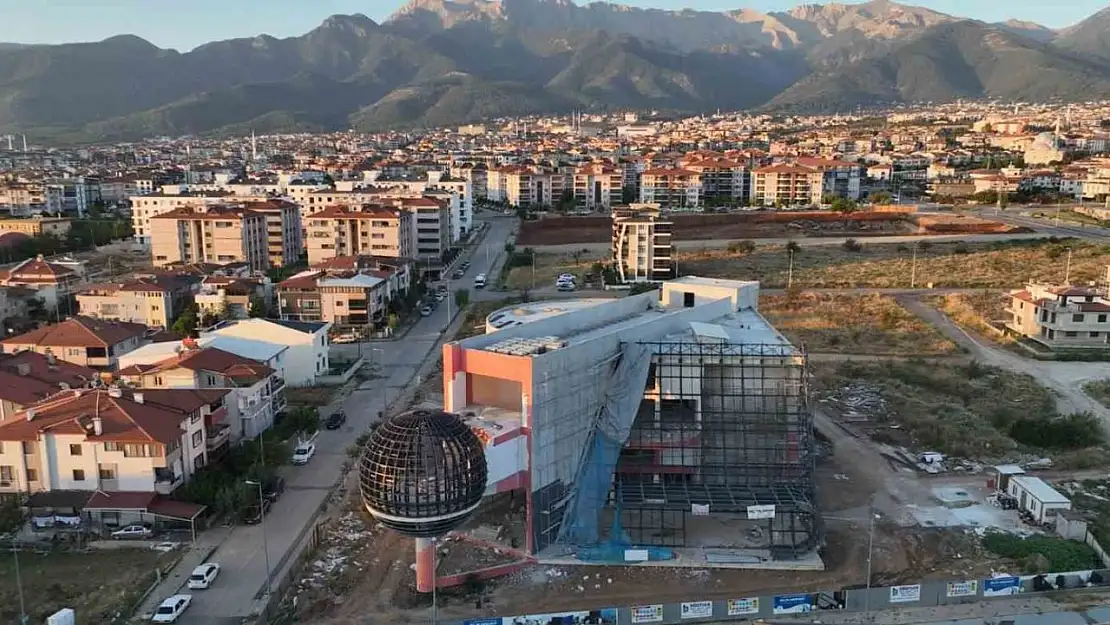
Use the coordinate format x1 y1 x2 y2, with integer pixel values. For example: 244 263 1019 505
759 293 957 356
681 239 1109 289
504 250 606 290
0 549 170 624
931 291 1014 345
813 360 1106 461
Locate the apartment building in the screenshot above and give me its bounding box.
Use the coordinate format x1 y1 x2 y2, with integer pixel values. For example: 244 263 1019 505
206 319 330 387
76 279 175 328
150 205 268 271
682 158 751 205
639 168 702 210
389 196 450 264
0 386 230 498
129 190 233 245
487 167 564 208
0 217 72 237
1006 283 1110 349
45 177 100 217
195 276 267 321
752 164 824 207
305 205 413 266
99 176 141 205
358 170 473 240
611 204 674 283
0 182 47 215
277 255 412 329
240 198 303 268
117 342 283 440
1 316 147 369
572 164 623 211
793 157 863 200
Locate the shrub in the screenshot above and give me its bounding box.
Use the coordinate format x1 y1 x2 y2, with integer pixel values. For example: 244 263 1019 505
842 238 862 252
727 240 757 255
1009 412 1104 449
982 532 1097 573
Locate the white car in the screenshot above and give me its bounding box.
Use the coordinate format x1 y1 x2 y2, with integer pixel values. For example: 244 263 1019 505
111 524 153 540
557 282 577 292
292 442 316 465
150 541 181 553
558 273 576 282
420 306 434 317
187 563 221 589
151 594 192 623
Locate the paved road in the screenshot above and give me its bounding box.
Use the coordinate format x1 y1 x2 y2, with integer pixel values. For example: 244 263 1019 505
141 216 517 624
966 205 1110 242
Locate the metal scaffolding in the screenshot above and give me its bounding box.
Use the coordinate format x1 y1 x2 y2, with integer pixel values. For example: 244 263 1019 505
611 341 820 558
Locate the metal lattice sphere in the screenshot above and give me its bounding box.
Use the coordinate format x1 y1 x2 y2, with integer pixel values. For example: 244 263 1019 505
359 408 488 538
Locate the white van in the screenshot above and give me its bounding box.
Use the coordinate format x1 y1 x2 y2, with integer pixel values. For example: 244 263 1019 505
474 273 487 289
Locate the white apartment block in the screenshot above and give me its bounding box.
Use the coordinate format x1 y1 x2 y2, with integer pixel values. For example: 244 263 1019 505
639 169 702 210
129 190 237 246
573 164 623 211
612 204 674 283
1007 283 1110 349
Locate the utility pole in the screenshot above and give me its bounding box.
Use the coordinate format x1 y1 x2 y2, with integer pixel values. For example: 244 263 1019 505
864 500 876 623
910 242 918 289
1064 248 1073 285
13 541 27 625
787 248 794 288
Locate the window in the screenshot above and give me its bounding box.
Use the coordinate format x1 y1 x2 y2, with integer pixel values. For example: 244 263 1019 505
1092 332 1101 338
154 376 164 386
69 444 82 456
1065 331 1078 337
1073 314 1085 322
683 292 695 308
1100 314 1108 323
98 465 116 480
72 469 86 481
21 441 33 454
26 468 37 482
0 466 12 482
192 430 203 447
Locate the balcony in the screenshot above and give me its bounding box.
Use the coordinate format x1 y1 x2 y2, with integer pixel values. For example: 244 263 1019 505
270 376 286 394
154 469 184 495
206 424 231 451
271 393 287 414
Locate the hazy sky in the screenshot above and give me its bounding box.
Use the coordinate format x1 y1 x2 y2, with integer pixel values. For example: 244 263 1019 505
1 0 1103 51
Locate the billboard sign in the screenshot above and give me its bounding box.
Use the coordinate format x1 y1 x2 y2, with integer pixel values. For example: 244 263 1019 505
505 609 617 625
630 605 664 624
889 584 921 603
983 576 1022 597
727 598 760 616
747 504 776 520
773 593 816 614
680 601 713 619
946 580 979 598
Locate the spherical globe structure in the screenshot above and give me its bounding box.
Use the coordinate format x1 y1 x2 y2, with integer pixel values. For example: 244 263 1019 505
359 408 488 538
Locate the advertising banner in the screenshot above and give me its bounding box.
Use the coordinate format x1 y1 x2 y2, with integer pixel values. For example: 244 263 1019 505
680 601 713 619
773 593 816 614
464 620 503 625
889 584 921 603
727 598 760 616
630 605 664 624
983 576 1022 597
946 580 979 598
747 504 776 520
505 609 617 625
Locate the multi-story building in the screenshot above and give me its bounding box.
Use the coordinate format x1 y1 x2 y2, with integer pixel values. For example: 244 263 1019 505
45 177 100 217
1006 283 1110 349
793 157 862 200
99 176 141 205
0 217 72 237
129 190 233 245
150 205 268 271
239 198 303 268
0 351 98 420
487 167 564 208
76 279 175 329
0 316 147 369
390 196 450 264
683 158 751 206
194 276 267 321
611 204 674 283
0 181 47 216
752 164 824 207
357 171 473 240
277 255 412 330
117 341 283 440
0 386 230 501
0 255 84 313
572 164 623 212
305 205 413 265
206 319 330 387
639 169 702 210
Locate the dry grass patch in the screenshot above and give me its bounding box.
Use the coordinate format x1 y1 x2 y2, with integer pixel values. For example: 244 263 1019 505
932 291 1014 344
504 250 605 290
1083 379 1110 409
679 239 1108 289
0 549 171 624
760 292 957 355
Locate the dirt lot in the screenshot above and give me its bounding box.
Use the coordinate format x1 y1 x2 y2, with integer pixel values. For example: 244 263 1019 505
760 293 958 355
505 251 607 290
516 211 1023 246
931 291 1014 345
680 239 1109 289
0 548 172 624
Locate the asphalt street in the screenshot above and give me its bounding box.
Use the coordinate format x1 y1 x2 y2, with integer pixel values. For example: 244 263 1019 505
145 214 517 624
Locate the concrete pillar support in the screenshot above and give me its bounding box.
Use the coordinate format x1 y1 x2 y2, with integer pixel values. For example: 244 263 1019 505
415 537 435 593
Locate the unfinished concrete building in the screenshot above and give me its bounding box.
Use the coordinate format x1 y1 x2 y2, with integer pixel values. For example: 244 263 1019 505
441 277 821 572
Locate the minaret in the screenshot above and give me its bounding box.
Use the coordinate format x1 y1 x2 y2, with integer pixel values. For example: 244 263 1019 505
251 130 258 162
21 134 27 151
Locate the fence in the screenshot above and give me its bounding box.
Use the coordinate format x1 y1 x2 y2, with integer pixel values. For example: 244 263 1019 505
444 567 1110 625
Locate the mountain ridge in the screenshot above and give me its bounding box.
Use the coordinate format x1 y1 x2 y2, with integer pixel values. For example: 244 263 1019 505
0 0 1106 142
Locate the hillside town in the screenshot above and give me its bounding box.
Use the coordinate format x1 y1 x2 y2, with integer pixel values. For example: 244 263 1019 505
5 99 1110 625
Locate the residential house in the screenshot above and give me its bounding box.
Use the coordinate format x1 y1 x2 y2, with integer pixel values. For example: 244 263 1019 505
0 351 97 420
1 316 147 369
117 341 284 440
1006 283 1110 349
277 255 411 329
77 279 175 329
0 255 83 313
207 319 330 387
639 169 702 210
0 386 230 502
0 217 72 237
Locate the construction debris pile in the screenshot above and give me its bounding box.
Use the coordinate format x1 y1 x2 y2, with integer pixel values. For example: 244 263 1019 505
819 382 894 423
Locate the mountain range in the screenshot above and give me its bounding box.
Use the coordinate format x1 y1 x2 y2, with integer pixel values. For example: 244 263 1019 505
3 0 1110 142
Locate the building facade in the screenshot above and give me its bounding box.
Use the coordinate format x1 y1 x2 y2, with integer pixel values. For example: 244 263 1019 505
150 205 268 271
611 204 674 283
305 205 413 266
240 199 303 268
639 169 702 210
1006 283 1110 348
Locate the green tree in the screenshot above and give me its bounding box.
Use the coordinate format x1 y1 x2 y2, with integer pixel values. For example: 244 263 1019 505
454 288 470 308
869 191 893 204
172 305 199 337
830 197 858 214
785 240 802 255
727 240 757 255
249 295 267 318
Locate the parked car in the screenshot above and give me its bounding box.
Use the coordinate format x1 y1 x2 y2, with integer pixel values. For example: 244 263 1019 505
452 269 465 279
292 442 316 465
263 476 286 503
460 261 470 270
151 595 192 623
325 410 347 430
331 333 359 344
243 498 272 525
435 292 446 302
558 273 576 282
112 524 153 540
557 282 577 292
150 542 181 553
187 563 221 590
420 306 434 317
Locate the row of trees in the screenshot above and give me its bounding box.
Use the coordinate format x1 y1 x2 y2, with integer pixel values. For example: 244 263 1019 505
0 217 134 262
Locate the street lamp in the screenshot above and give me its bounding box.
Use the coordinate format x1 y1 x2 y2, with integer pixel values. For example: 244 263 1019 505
372 348 387 421
245 479 273 621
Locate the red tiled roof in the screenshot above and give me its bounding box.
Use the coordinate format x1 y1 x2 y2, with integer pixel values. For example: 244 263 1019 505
641 168 698 177
120 347 273 383
85 491 155 511
1 316 147 348
0 389 192 444
310 205 402 219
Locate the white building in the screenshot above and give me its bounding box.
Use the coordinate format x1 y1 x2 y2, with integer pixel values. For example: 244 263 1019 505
611 204 674 283
206 318 331 387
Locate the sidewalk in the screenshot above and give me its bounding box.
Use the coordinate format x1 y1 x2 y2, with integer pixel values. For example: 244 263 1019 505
131 525 232 620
